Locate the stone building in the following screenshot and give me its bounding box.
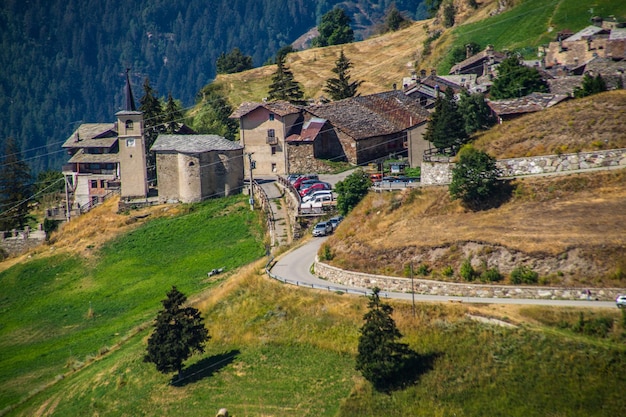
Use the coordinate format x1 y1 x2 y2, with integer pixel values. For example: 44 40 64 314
62 70 148 209
150 134 244 203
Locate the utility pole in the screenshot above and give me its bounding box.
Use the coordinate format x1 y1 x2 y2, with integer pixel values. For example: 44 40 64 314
410 262 416 318
246 152 255 211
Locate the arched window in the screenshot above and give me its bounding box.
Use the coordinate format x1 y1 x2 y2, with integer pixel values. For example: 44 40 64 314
125 120 134 130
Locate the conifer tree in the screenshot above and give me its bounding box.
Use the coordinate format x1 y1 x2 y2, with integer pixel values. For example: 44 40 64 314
192 83 238 140
458 91 495 135
0 137 32 231
163 93 184 134
573 73 607 98
423 86 468 152
356 287 414 392
312 7 354 47
490 56 548 99
323 50 363 101
267 54 305 104
216 47 253 74
139 78 164 179
144 286 210 381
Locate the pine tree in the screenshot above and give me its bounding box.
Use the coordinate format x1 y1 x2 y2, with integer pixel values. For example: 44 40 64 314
423 87 468 153
323 50 363 101
490 56 548 99
216 47 253 74
192 83 238 140
267 54 305 104
139 78 164 180
458 91 495 135
573 73 607 98
0 137 33 231
163 93 184 134
355 287 414 392
144 286 210 380
312 7 354 47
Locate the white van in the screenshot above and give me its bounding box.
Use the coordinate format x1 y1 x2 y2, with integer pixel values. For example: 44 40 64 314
300 193 334 209
302 190 333 203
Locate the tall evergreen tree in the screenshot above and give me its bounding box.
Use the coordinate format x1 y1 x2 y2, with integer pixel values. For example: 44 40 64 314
267 54 305 104
423 87 468 152
0 137 33 231
144 286 210 380
490 56 548 99
312 7 354 47
323 50 363 101
216 47 253 74
355 287 414 392
458 91 496 135
192 83 238 140
139 78 164 180
163 93 184 134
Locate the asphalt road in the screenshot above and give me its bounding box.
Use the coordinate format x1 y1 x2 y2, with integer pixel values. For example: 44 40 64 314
270 237 618 309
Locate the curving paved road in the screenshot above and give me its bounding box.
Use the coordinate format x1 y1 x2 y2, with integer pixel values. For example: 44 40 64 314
270 237 617 308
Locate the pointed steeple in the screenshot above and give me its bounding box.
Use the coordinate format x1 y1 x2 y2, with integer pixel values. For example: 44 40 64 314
124 68 137 111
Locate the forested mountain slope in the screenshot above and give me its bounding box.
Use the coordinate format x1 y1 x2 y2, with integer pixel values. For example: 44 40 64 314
0 0 424 172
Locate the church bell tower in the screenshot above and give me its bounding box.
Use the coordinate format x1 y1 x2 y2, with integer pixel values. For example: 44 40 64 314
117 69 148 199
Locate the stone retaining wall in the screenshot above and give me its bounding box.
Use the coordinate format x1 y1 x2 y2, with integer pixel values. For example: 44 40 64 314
314 261 623 301
0 225 47 257
420 148 626 185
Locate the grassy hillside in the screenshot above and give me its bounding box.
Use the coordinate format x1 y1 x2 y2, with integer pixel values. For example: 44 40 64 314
0 195 266 413
211 0 626 107
6 266 626 416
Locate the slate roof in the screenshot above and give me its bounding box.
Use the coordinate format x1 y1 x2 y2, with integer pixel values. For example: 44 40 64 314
306 90 430 140
486 92 570 117
449 48 507 75
230 100 301 118
564 25 607 41
286 118 326 143
66 149 119 164
547 76 583 95
151 134 243 153
62 123 118 149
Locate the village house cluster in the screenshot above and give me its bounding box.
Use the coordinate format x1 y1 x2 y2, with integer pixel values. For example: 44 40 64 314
59 17 625 214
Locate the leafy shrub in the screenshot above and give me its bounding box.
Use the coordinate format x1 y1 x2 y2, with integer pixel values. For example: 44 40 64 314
459 258 476 281
480 267 502 282
510 266 538 284
441 265 454 277
321 244 334 261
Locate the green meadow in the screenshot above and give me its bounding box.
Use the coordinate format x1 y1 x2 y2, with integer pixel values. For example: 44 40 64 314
0 195 266 412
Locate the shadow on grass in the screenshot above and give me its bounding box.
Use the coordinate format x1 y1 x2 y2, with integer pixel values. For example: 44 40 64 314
384 351 441 393
171 349 240 387
464 179 515 211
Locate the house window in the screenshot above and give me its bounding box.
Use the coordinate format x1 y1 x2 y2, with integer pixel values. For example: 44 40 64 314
126 138 135 147
100 180 106 188
271 163 277 173
267 129 277 145
125 120 134 130
90 180 98 188
271 146 277 155
269 113 275 121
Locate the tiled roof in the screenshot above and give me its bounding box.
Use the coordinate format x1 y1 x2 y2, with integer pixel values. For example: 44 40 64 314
547 76 583 95
449 49 506 74
67 149 119 164
62 123 118 148
287 118 326 143
564 25 606 41
230 100 301 118
151 134 243 153
487 92 570 116
306 90 430 140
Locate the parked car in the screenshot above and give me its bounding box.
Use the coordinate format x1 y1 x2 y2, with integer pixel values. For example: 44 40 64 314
312 221 333 237
287 173 303 184
302 190 333 203
300 193 334 209
616 295 626 308
297 179 323 191
293 174 319 189
300 182 331 197
328 215 344 230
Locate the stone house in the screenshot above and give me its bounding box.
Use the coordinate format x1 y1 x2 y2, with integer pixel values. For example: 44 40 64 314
150 134 244 203
486 92 570 123
62 71 148 209
230 91 431 174
229 101 302 176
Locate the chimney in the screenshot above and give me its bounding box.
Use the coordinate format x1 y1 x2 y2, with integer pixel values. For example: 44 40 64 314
466 44 472 59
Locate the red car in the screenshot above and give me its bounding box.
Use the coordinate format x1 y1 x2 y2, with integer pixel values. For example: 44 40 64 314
299 182 331 197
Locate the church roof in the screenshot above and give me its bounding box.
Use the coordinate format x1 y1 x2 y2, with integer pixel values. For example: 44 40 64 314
151 134 243 153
